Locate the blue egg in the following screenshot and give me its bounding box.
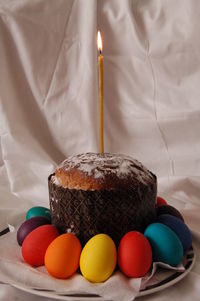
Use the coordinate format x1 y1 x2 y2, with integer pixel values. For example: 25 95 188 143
157 214 192 252
26 206 51 221
144 223 183 266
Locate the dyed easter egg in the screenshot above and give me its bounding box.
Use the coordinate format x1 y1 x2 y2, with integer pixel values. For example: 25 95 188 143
157 214 192 251
118 231 152 278
156 205 184 222
22 225 59 266
17 216 50 246
80 234 117 283
45 233 81 279
157 196 167 207
144 223 183 266
26 206 51 221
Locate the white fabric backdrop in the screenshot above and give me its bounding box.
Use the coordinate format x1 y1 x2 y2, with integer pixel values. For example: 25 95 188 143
0 0 200 300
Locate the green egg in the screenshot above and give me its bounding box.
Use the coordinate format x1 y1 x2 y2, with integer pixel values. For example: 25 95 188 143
26 206 51 221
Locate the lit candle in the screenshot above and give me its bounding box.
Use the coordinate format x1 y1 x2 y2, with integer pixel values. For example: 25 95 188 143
97 30 104 154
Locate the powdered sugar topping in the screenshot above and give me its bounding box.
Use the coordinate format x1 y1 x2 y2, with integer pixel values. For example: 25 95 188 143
56 152 154 184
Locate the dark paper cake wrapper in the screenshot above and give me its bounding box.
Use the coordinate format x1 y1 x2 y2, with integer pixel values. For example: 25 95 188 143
48 174 157 246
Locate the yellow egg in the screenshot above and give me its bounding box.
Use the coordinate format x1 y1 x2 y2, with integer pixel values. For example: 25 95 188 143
80 234 117 283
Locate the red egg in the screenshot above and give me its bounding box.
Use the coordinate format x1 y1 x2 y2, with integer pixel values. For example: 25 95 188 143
118 231 152 278
157 196 167 207
22 225 59 267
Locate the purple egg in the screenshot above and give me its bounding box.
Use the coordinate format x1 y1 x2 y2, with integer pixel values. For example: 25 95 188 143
17 216 50 246
156 205 184 222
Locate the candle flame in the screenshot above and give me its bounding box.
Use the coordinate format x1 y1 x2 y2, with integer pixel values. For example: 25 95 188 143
97 31 103 53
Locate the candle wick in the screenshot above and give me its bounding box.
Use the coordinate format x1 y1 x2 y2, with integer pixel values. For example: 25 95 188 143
99 49 102 55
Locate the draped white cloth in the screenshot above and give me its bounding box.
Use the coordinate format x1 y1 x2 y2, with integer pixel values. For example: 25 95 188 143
0 0 200 300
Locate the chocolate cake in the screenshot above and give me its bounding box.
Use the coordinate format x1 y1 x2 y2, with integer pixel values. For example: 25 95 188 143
48 153 157 245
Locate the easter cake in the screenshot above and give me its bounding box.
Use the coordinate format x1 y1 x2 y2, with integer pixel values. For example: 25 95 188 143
48 152 157 245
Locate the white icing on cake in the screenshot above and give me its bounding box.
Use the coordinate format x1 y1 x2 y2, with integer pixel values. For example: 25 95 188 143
52 175 61 186
55 152 154 185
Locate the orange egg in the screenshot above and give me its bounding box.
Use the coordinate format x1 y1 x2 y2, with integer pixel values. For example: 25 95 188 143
44 233 81 279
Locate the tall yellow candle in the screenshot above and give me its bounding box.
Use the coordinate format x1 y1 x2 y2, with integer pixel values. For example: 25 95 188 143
97 31 104 154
